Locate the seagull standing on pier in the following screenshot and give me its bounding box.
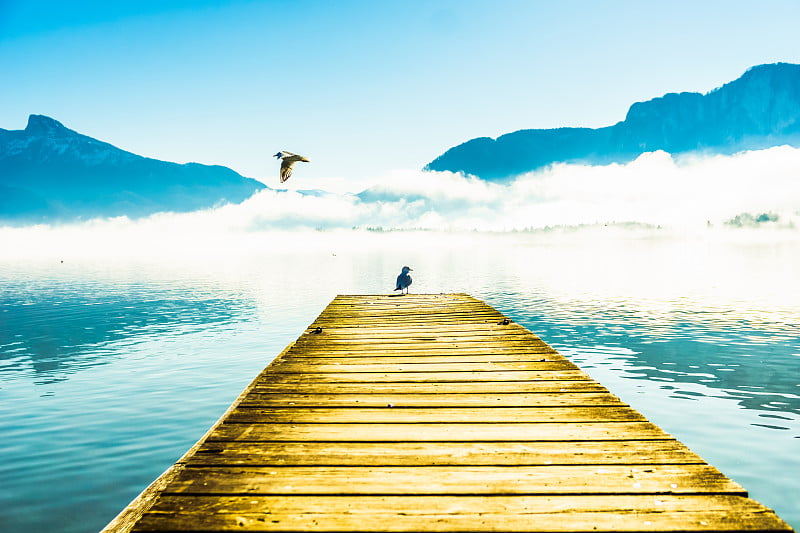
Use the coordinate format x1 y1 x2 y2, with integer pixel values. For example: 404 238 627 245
394 266 413 295
274 151 310 183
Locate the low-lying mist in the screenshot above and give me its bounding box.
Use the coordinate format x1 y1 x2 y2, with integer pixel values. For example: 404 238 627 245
2 146 799 260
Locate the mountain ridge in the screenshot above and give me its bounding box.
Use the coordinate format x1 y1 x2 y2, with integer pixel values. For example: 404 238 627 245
425 62 800 180
0 115 266 224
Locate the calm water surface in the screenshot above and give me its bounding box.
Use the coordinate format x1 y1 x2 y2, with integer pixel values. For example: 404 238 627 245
1 230 798 532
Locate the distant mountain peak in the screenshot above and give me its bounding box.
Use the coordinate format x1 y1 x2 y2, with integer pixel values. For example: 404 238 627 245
426 62 800 180
25 114 72 137
741 61 800 79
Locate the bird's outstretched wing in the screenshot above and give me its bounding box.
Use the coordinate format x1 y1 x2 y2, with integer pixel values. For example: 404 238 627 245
279 159 295 183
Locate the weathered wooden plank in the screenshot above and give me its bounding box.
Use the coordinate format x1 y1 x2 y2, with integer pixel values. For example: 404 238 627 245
239 391 624 407
163 464 747 495
136 494 791 532
297 326 526 333
328 294 474 300
225 406 647 423
318 299 493 309
268 361 576 373
306 312 510 320
320 297 478 305
316 309 502 317
249 381 610 394
317 304 500 313
296 329 538 338
298 322 534 334
286 346 559 357
294 334 544 350
187 440 706 466
288 343 554 352
288 344 552 354
207 421 673 442
306 313 520 322
284 345 554 356
297 325 536 337
310 314 509 323
313 308 505 317
319 297 480 304
257 370 593 383
312 311 506 319
309 304 507 311
279 354 565 364
312 319 517 327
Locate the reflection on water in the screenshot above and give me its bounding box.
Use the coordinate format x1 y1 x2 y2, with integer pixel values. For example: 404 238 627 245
1 279 251 384
480 234 800 416
0 230 798 532
498 300 800 417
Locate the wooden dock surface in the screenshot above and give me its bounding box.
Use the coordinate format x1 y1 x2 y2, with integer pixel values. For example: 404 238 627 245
104 294 793 532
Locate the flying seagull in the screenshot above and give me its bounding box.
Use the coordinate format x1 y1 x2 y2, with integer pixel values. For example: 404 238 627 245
394 266 413 295
274 151 310 183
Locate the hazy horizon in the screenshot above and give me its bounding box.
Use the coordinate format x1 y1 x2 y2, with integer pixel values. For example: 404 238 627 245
3 145 799 258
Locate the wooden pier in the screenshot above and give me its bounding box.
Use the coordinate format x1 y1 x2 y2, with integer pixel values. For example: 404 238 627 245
104 294 793 532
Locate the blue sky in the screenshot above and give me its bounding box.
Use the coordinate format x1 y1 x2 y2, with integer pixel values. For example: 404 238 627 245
2 0 800 190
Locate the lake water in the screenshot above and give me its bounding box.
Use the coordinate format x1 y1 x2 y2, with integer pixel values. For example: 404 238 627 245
1 229 798 532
